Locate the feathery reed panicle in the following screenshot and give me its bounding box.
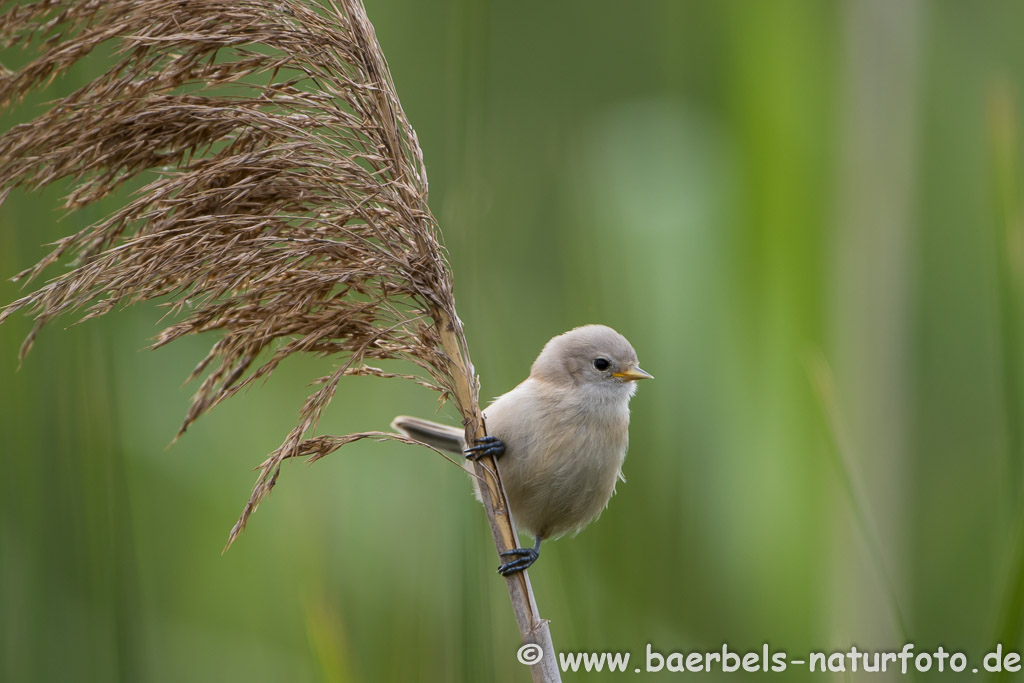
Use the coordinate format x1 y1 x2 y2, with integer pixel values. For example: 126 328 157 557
1 3 561 676
0 0 476 544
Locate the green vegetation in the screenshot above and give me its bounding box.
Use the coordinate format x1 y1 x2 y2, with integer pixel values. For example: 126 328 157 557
1 1 1021 680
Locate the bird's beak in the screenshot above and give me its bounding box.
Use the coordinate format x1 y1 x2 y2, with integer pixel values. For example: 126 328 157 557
613 366 654 382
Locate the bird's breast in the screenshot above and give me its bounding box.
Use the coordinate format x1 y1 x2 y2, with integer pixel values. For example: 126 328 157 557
484 379 631 538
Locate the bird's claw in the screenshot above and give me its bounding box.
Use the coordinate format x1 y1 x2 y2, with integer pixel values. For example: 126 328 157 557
497 546 539 576
464 435 505 461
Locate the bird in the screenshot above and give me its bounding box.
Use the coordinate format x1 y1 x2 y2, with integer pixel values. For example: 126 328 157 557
391 324 651 575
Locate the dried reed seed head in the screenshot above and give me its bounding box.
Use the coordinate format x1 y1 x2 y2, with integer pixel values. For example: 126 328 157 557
0 0 479 545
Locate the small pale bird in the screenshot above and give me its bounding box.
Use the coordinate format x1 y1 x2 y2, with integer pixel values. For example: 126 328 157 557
392 324 652 575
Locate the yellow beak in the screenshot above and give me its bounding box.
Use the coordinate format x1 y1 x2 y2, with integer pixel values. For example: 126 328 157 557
612 366 654 382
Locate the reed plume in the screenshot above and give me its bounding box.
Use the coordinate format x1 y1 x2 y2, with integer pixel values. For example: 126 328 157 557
1 0 460 539
0 1 558 677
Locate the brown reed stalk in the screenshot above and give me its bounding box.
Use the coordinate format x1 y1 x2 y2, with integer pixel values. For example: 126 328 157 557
0 0 558 678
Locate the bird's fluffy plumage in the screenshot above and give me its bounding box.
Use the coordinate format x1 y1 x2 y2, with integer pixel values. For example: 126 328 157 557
394 324 649 541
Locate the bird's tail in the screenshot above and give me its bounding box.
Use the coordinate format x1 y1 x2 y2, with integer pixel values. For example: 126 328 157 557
391 416 466 455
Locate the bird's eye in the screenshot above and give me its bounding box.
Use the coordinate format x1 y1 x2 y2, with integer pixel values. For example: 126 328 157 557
593 358 610 371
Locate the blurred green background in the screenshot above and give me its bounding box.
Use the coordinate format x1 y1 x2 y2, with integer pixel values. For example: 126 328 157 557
2 0 1024 680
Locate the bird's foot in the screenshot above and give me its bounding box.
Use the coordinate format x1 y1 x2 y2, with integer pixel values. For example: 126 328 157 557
497 546 539 576
464 435 505 461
